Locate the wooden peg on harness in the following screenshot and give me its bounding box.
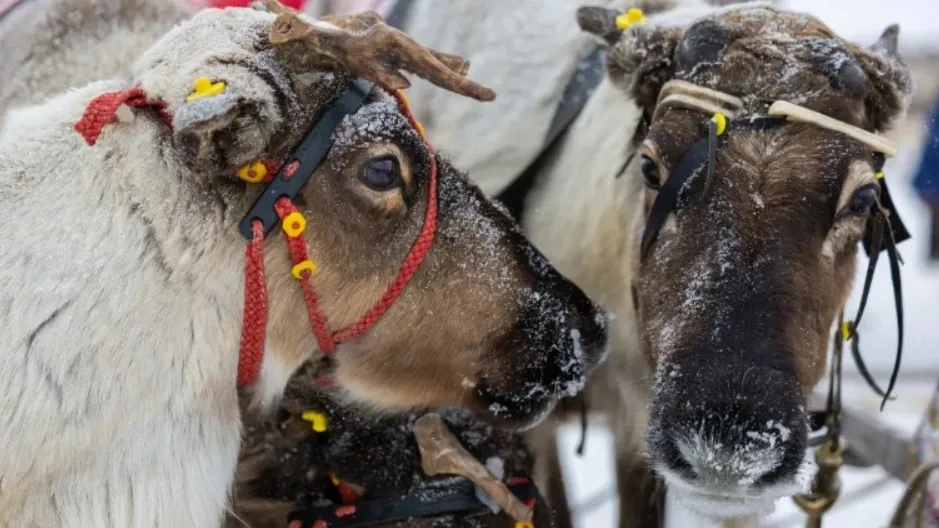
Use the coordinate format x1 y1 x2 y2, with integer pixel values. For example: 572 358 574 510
413 414 534 523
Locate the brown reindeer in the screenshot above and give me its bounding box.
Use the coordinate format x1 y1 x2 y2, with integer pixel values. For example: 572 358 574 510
0 3 607 525
551 3 913 524
231 361 557 528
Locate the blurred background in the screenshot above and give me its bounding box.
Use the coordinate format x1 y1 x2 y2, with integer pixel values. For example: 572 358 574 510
558 1 939 525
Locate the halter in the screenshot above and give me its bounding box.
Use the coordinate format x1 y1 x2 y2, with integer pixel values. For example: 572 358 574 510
236 79 438 386
642 81 910 409
73 78 438 388
286 477 538 527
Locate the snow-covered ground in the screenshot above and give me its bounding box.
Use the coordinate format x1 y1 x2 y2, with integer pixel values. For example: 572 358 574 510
555 28 939 525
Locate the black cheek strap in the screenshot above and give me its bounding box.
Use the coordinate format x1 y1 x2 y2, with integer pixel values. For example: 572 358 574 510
639 116 785 261
238 78 374 240
637 112 909 411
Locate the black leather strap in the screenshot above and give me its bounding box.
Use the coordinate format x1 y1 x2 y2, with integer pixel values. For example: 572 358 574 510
639 135 715 260
238 78 373 239
497 45 607 222
287 482 538 527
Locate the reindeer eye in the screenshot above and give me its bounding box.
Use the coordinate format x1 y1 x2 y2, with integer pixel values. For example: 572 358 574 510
847 185 878 216
641 155 661 190
359 156 401 192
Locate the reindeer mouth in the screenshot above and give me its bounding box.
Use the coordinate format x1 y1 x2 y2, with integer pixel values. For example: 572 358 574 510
656 447 814 520
470 377 560 431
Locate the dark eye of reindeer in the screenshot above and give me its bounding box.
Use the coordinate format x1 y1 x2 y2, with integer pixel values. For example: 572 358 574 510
359 156 402 192
640 155 661 190
847 184 878 216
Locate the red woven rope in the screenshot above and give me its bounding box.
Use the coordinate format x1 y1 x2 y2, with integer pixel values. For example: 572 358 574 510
60 85 443 385
237 220 268 386
234 89 438 382
274 198 336 355
333 89 438 343
74 87 172 145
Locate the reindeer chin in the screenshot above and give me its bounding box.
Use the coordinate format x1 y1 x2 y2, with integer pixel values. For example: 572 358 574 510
471 378 560 431
657 445 815 521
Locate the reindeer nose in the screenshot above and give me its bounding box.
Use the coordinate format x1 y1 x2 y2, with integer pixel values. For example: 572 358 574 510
647 362 807 490
543 278 609 370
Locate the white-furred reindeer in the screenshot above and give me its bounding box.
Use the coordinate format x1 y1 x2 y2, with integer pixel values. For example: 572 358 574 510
0 2 610 525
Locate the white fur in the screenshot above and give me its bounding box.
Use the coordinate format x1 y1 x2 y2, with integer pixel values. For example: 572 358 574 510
0 6 337 525
383 0 631 197
0 81 245 526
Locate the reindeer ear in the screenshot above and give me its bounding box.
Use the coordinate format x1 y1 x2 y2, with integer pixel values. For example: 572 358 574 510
169 68 285 176
848 24 914 132
605 24 684 114
577 2 681 46
130 7 290 176
576 6 624 46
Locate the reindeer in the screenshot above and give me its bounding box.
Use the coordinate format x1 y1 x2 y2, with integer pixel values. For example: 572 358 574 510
352 1 914 526
549 5 912 526
231 361 558 527
0 3 610 526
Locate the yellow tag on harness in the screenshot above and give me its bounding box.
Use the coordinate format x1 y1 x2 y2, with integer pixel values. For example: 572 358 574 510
615 8 644 30
840 321 853 341
186 77 227 102
301 410 328 433
711 113 727 136
237 161 267 183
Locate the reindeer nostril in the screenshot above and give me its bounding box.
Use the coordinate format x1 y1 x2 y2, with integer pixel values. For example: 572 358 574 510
648 361 808 490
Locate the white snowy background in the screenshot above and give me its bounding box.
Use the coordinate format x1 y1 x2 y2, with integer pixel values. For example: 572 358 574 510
557 1 939 526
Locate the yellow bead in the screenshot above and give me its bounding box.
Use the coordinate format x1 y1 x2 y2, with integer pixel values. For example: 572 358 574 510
711 113 727 136
291 259 317 279
840 321 853 341
186 77 227 103
237 161 267 183
514 522 534 528
329 472 341 486
615 7 644 30
876 171 885 180
281 212 307 238
301 410 328 432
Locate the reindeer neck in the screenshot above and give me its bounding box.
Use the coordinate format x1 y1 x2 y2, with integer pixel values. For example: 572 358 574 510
522 77 646 314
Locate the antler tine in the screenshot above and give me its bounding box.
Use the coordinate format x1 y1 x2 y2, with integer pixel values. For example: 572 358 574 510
317 12 470 76
267 6 495 101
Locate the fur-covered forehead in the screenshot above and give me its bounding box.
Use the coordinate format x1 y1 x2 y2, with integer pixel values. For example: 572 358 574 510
671 8 869 111
609 4 913 134
330 93 421 153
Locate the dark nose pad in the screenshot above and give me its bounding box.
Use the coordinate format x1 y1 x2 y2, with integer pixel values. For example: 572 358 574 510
649 362 808 488
545 278 609 365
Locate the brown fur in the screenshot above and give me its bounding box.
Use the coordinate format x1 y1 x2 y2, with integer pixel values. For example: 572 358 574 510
574 2 914 522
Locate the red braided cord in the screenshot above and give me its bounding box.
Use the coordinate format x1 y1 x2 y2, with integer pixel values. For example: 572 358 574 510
333 89 438 343
74 87 172 145
273 198 337 355
237 220 268 386
68 85 441 384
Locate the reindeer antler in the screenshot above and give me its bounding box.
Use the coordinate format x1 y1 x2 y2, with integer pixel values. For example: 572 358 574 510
263 0 495 101
413 414 533 522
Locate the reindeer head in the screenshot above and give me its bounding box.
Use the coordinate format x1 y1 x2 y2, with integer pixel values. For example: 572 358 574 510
579 3 911 517
130 5 608 429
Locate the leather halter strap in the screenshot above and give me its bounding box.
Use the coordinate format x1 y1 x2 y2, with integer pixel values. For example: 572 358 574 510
287 480 538 527
641 81 910 411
